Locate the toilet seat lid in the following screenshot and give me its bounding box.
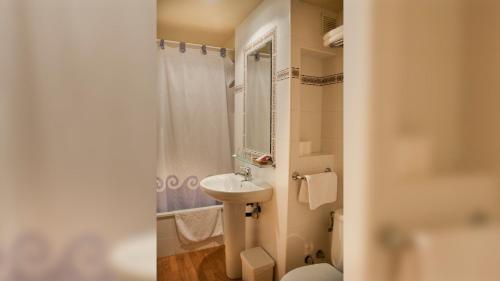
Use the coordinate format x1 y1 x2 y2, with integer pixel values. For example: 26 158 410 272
281 263 342 281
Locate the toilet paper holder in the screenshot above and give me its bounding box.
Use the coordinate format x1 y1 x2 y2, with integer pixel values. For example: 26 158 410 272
292 168 331 181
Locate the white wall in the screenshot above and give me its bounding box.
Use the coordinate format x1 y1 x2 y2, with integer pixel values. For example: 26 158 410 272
345 0 500 280
286 0 343 271
0 1 157 280
234 0 291 278
235 0 345 277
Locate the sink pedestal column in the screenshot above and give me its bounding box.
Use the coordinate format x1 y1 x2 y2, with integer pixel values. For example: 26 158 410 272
223 202 245 279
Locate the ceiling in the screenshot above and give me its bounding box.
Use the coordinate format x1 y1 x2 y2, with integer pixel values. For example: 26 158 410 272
157 0 263 47
157 0 342 47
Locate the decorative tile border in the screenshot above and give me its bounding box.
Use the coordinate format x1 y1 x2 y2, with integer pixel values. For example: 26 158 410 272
276 68 342 85
234 84 244 94
276 67 301 81
243 27 277 54
301 72 343 86
291 67 300 79
324 73 344 85
277 68 290 81
242 26 278 162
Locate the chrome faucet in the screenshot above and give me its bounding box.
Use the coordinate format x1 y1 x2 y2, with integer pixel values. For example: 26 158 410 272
235 166 252 181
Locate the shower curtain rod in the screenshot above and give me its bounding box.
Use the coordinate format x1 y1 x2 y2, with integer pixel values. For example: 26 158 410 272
156 39 234 52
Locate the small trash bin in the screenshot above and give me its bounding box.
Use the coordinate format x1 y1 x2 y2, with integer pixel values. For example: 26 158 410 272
241 247 275 281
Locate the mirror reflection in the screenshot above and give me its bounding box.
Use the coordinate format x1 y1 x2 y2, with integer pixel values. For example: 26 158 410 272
245 41 272 154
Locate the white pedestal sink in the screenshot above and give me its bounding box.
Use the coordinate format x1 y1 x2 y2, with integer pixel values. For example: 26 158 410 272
200 173 273 279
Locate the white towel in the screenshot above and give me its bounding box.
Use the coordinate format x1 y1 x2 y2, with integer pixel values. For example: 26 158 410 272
324 33 343 47
323 25 344 47
174 206 223 245
298 172 337 210
323 25 343 41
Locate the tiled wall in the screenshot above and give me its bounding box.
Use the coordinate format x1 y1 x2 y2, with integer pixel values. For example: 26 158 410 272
287 0 343 272
234 0 291 278
321 52 344 161
300 53 324 153
234 0 343 277
299 50 343 156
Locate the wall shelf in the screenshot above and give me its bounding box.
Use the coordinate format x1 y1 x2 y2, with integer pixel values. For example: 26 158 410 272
298 47 342 157
232 154 275 168
299 152 334 159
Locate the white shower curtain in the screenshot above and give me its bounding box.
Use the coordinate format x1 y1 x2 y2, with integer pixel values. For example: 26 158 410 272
157 45 234 213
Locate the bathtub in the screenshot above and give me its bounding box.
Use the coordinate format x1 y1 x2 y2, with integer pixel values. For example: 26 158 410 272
156 205 224 257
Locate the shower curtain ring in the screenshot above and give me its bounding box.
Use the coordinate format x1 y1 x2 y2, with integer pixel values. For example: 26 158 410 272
179 42 186 53
201 45 207 55
220 48 227 58
160 39 165 50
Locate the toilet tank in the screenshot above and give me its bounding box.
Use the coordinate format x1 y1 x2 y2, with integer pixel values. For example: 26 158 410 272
331 209 343 271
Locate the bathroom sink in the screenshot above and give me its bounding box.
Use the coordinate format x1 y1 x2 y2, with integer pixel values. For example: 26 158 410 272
200 173 273 203
201 173 274 278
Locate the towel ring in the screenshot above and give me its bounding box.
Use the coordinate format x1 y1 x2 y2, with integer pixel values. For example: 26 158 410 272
292 168 331 181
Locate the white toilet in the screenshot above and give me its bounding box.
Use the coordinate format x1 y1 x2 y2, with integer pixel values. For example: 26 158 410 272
281 209 343 281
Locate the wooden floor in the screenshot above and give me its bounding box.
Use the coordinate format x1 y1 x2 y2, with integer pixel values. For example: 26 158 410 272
157 246 241 281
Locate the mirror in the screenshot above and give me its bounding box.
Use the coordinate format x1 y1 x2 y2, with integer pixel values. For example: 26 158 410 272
244 40 273 157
